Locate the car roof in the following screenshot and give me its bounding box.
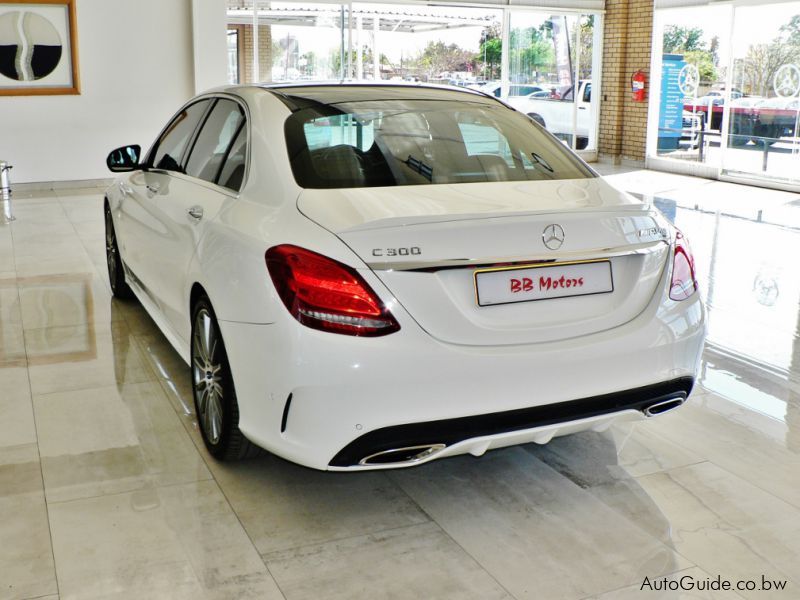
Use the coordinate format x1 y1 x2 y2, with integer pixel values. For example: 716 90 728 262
243 81 502 109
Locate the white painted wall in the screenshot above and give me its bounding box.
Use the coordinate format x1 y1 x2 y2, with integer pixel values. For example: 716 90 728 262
192 0 228 95
1 0 196 183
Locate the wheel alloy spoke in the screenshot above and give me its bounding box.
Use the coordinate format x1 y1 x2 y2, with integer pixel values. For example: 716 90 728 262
192 355 206 375
202 314 216 363
204 391 216 441
193 326 209 365
105 214 118 283
207 389 222 443
192 307 225 447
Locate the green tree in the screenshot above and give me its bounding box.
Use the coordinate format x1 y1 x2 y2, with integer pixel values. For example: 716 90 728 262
684 50 717 83
709 35 720 66
511 27 554 72
414 41 475 79
478 25 502 80
739 41 800 96
663 26 705 53
780 14 800 45
571 15 595 80
663 26 717 84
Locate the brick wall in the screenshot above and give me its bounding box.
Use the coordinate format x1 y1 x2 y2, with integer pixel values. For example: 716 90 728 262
599 0 654 163
230 24 272 83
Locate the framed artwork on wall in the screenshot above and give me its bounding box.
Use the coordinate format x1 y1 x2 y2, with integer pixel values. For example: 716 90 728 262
0 0 79 95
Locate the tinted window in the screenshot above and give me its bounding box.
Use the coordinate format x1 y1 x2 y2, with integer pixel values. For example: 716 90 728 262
151 100 210 172
285 98 593 189
583 83 591 103
510 85 540 97
185 99 246 185
217 126 247 191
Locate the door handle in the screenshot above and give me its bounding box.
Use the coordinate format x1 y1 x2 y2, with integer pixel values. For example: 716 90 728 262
578 106 587 110
187 206 204 221
146 183 160 194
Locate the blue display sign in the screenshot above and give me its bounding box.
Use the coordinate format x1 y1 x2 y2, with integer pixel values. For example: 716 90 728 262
659 54 686 148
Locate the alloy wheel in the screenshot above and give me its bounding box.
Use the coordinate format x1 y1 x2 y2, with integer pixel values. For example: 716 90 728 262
192 308 224 445
105 210 118 287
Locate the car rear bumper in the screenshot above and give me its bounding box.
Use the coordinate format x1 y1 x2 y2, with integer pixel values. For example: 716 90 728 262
329 377 693 468
218 288 705 471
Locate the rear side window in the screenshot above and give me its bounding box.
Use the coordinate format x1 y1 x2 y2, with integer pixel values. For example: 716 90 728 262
151 100 210 173
185 99 246 188
285 98 593 189
217 126 247 191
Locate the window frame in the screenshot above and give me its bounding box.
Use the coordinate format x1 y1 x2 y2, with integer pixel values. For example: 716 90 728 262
146 99 214 175
183 98 247 189
144 93 251 195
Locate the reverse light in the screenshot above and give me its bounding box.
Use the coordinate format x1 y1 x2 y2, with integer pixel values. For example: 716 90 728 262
669 229 697 301
266 245 400 336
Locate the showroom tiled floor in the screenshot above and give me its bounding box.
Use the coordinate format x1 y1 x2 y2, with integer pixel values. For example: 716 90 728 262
1 174 799 599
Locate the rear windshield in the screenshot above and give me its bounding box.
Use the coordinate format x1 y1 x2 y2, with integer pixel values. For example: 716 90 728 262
283 98 594 189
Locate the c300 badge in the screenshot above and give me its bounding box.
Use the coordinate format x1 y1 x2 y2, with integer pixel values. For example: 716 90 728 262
371 246 422 257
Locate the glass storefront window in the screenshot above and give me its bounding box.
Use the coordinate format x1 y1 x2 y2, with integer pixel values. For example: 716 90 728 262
350 4 501 84
653 6 731 167
227 1 351 83
651 1 800 188
507 11 598 151
227 29 239 84
224 2 602 154
723 2 800 183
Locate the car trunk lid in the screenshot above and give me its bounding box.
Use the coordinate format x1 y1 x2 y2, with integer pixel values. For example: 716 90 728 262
298 179 671 345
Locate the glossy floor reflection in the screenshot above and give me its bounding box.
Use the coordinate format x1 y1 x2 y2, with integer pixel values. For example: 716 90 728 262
1 179 799 599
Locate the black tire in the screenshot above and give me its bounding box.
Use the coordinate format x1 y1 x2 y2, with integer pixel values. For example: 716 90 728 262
191 296 261 460
105 204 134 299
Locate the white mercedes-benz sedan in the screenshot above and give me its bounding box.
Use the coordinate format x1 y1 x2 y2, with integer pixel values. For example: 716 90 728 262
104 83 706 470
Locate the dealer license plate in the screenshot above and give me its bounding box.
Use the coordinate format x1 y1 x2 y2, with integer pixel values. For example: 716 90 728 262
474 260 613 307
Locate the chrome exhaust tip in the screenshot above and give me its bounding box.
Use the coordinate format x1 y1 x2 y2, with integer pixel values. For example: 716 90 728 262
359 444 446 466
644 396 686 417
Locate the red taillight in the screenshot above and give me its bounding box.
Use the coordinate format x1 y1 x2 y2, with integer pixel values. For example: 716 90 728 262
266 245 400 337
669 229 698 301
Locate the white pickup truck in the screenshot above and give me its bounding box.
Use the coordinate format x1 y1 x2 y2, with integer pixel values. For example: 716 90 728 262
507 80 592 149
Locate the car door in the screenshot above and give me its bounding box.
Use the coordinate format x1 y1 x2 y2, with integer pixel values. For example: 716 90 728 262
118 99 212 305
137 97 248 340
577 82 591 137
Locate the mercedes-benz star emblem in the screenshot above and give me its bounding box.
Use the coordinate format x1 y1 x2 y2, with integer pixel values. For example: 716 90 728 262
542 224 565 250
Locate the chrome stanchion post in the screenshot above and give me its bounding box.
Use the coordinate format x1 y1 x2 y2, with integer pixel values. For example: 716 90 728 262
0 160 14 222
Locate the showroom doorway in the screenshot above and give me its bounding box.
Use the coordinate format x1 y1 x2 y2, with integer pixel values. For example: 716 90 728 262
648 0 800 190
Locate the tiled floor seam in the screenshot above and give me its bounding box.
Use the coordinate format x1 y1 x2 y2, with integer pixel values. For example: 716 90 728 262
15 221 62 599
43 475 215 507
58 194 114 294
646 423 800 512
131 326 291 600
626 458 800 588
258 520 440 560
22 365 160 398
387 472 521 600
171 422 291 600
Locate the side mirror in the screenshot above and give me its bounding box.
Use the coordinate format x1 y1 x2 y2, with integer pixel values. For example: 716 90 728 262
107 145 141 172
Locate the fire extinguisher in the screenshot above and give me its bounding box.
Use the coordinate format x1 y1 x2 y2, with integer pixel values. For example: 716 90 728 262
631 70 647 102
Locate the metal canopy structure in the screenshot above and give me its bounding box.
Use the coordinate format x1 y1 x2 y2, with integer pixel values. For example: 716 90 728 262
227 7 494 33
